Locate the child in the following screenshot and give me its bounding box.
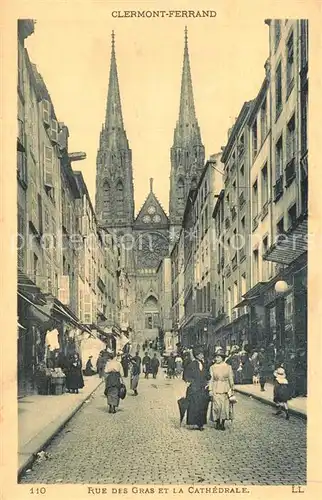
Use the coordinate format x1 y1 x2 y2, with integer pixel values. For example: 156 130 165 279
273 367 290 420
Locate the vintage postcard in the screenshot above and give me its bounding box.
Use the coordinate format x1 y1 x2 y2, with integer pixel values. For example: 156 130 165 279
1 0 321 499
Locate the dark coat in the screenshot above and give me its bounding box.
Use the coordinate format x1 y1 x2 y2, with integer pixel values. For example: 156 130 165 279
84 359 96 376
151 357 160 372
133 355 142 373
167 356 176 370
273 381 290 403
184 360 210 427
66 359 84 389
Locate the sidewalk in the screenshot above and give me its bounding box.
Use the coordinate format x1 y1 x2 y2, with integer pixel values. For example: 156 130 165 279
235 383 307 419
18 375 103 478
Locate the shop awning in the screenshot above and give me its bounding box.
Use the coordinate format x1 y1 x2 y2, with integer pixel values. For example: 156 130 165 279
243 282 269 300
18 271 47 304
18 291 53 324
52 299 91 333
233 296 260 309
263 218 308 265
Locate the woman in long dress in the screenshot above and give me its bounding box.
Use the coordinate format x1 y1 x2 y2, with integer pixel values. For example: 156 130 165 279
184 346 210 431
66 353 84 394
104 349 124 413
209 348 234 431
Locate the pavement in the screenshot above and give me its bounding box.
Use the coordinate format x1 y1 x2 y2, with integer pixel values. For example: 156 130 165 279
234 383 307 419
19 371 307 485
18 374 103 478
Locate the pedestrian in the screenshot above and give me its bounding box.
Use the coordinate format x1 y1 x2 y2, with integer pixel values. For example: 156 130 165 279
104 348 124 414
183 346 210 431
84 355 96 376
130 356 140 396
96 352 106 378
240 350 254 384
273 367 290 420
250 348 259 379
226 345 242 384
258 348 270 392
175 354 183 378
151 353 160 379
167 352 176 379
66 353 84 394
121 353 130 378
209 348 235 431
142 352 151 379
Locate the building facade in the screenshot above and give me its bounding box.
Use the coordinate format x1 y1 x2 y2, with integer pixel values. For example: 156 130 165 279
214 102 253 350
17 21 120 396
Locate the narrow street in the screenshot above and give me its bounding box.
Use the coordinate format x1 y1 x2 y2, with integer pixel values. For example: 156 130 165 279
20 373 306 485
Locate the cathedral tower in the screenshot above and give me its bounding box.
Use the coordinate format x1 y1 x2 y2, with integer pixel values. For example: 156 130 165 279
95 32 135 230
169 27 205 228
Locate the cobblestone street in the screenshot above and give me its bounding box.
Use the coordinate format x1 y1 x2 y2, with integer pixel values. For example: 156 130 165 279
20 373 306 485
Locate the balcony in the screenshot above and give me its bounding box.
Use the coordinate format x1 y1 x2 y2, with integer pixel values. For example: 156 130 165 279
261 201 269 220
231 253 237 270
252 215 259 232
274 176 284 202
285 157 296 187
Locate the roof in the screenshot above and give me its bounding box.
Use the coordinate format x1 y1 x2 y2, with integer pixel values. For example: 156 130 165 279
221 101 253 163
133 179 169 229
263 217 308 265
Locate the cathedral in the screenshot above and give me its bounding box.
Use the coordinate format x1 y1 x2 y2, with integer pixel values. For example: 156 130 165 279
95 29 205 344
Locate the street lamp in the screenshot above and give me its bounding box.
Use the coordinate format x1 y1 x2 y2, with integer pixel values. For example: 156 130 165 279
274 280 289 350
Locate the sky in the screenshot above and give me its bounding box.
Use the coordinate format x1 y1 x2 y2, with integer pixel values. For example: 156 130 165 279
25 5 269 216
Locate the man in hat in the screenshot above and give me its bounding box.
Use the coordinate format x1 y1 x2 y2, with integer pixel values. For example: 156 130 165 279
183 346 210 431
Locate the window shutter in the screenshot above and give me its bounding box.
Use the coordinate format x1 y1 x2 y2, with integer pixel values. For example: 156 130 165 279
58 275 70 305
84 293 92 323
44 145 54 187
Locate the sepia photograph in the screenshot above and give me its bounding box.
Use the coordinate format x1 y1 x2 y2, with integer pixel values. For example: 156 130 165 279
1 0 315 494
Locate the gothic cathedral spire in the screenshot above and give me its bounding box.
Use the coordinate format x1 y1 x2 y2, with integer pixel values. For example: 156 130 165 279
169 27 205 227
95 31 135 229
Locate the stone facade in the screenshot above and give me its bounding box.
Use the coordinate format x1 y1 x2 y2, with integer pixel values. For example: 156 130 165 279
95 30 203 344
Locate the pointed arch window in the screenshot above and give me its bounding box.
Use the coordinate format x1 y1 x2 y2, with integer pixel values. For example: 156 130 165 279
177 178 185 205
103 181 111 211
116 181 124 215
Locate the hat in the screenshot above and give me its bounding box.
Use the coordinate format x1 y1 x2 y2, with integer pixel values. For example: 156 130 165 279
274 367 286 377
215 348 226 358
192 346 204 358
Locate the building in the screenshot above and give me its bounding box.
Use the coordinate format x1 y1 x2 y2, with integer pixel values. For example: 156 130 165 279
156 257 174 349
261 20 308 366
214 102 253 350
74 172 121 349
191 154 223 351
17 21 101 395
95 29 204 345
180 188 196 347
